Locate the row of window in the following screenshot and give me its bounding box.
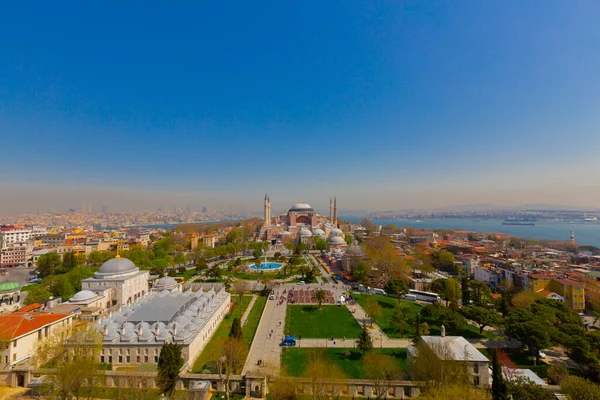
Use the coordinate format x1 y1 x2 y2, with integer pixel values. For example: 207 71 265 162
101 355 159 364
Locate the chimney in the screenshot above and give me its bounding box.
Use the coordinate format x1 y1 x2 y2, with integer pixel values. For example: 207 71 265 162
103 327 108 336
155 325 160 335
441 324 446 337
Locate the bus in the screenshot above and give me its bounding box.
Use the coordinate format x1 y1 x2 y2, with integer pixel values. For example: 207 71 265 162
407 290 441 303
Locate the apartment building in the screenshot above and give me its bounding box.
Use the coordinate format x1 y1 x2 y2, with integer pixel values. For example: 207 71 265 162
528 273 585 312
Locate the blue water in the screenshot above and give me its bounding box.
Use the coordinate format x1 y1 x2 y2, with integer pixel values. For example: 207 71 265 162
250 262 283 270
344 217 600 247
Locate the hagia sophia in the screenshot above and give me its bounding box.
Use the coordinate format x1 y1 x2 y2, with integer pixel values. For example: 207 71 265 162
260 195 366 273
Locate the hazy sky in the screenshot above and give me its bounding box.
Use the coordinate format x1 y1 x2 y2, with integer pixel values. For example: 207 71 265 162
1 1 600 214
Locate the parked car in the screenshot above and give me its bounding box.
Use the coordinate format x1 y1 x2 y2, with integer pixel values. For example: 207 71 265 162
269 294 275 300
298 281 305 285
281 336 297 346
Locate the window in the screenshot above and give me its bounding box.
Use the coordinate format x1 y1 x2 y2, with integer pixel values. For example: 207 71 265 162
108 356 112 363
100 356 105 363
154 356 158 363
145 356 148 362
13 340 17 348
126 356 130 363
137 356 140 363
119 356 123 363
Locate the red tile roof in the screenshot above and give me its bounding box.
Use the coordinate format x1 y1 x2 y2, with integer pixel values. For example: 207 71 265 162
555 278 584 287
0 312 71 340
19 303 42 313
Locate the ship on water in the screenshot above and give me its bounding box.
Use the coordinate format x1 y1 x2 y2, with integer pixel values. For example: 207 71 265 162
502 217 536 226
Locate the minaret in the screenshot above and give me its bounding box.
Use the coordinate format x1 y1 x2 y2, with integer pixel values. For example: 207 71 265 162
334 197 338 227
264 193 269 227
330 198 333 224
267 196 271 226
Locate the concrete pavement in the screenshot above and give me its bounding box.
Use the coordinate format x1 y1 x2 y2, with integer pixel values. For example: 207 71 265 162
242 297 287 375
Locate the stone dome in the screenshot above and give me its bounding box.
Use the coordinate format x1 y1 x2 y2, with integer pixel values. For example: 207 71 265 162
312 229 326 238
330 228 344 237
289 202 314 212
328 236 346 245
95 256 137 277
70 290 97 302
345 242 366 257
299 228 312 237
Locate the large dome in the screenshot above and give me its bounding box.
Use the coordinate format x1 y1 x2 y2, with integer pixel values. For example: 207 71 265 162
328 236 346 245
96 256 137 277
345 242 366 257
299 228 312 237
329 228 344 237
312 229 326 238
289 202 314 212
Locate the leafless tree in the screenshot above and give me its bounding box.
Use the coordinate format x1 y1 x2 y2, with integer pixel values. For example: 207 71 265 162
218 337 248 400
363 353 403 399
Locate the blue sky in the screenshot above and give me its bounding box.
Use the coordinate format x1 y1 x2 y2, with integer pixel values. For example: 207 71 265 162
1 1 600 213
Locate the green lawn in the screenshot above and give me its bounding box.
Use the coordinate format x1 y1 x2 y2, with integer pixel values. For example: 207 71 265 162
191 295 252 373
281 348 408 379
242 296 267 347
354 294 499 339
354 294 422 338
176 268 198 281
286 305 362 338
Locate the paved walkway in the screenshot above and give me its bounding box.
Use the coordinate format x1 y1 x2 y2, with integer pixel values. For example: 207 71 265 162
241 294 258 326
242 298 287 375
346 301 388 344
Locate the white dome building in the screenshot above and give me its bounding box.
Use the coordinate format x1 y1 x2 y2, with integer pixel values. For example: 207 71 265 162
80 255 149 309
328 234 348 252
152 276 181 293
312 228 326 239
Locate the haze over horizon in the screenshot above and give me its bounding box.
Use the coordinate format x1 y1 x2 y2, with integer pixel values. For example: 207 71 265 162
2 1 600 215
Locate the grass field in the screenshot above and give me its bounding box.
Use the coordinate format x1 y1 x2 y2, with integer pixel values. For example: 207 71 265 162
191 295 252 373
286 305 362 338
281 348 408 379
242 296 267 347
354 294 422 338
175 268 198 281
354 294 498 339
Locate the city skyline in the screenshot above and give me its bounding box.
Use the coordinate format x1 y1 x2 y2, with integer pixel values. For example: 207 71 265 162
2 2 600 213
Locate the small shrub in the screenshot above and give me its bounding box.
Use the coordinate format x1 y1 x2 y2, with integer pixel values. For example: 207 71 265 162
178 266 186 274
168 270 177 277
343 351 351 359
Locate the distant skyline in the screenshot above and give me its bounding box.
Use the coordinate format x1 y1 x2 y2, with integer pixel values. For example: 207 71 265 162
2 1 600 214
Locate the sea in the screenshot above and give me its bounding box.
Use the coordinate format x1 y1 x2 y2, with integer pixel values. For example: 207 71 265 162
343 218 600 247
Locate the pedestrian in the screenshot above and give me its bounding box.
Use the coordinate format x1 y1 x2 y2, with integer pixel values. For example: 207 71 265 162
333 340 336 346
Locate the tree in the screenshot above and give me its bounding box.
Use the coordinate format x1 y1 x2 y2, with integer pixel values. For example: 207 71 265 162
384 279 409 299
461 276 471 305
511 291 538 309
507 377 555 400
365 298 382 327
23 285 52 305
469 280 491 306
36 252 62 278
356 323 373 355
174 253 186 267
305 350 346 400
413 313 422 345
157 343 184 397
431 278 461 306
418 384 491 400
86 250 106 266
547 363 569 385
390 303 410 337
344 233 353 245
206 265 222 279
491 349 508 400
61 252 79 272
353 262 371 285
432 251 455 271
363 353 403 400
33 325 103 400
560 376 600 400
195 258 208 273
218 337 247 400
505 307 554 362
315 289 327 310
233 280 249 305
360 218 376 233
462 306 502 334
229 317 243 340
269 376 298 400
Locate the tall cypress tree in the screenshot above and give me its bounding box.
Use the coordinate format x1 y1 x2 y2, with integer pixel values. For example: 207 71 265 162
229 317 243 340
491 348 508 400
461 276 471 305
412 313 422 345
157 343 184 397
356 323 373 355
